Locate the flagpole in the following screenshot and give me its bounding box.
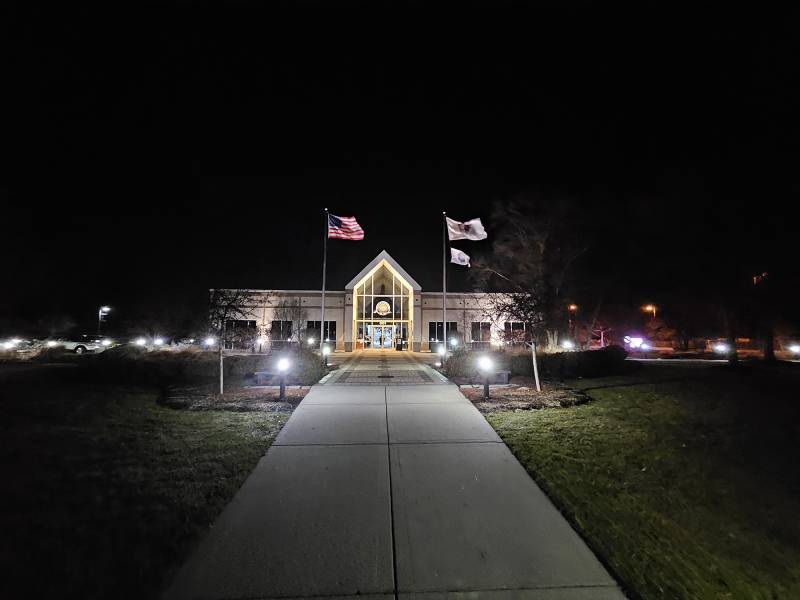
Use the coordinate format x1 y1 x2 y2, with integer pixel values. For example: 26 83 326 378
320 208 328 352
442 211 447 362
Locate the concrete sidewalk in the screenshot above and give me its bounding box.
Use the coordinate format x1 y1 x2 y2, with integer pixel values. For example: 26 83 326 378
164 384 625 600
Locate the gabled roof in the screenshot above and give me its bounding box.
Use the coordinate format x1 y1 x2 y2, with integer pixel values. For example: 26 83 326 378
345 250 422 291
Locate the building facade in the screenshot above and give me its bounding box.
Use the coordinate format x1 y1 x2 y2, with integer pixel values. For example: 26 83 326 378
229 250 526 352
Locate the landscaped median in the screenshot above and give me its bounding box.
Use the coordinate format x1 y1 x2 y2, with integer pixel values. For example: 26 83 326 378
482 363 800 599
0 348 326 599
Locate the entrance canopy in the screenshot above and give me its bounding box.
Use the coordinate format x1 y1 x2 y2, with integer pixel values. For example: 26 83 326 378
345 250 421 292
348 251 419 350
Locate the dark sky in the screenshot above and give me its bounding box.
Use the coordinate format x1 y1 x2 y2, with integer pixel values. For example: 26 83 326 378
6 2 799 332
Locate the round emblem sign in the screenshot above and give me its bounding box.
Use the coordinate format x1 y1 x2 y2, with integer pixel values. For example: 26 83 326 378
374 300 391 316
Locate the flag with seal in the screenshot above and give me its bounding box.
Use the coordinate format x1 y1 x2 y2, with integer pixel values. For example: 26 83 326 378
450 247 471 267
446 216 487 241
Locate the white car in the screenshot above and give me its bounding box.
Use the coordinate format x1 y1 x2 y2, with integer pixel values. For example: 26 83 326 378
48 334 116 354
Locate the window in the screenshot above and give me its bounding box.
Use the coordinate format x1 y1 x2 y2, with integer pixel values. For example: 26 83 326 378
503 321 529 346
428 321 457 342
306 320 337 341
226 320 257 329
270 320 293 341
471 322 491 342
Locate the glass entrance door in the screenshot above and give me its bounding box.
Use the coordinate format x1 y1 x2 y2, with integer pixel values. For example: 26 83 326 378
370 325 393 348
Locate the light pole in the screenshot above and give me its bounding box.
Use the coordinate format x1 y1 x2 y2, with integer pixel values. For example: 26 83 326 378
568 303 578 342
97 306 111 335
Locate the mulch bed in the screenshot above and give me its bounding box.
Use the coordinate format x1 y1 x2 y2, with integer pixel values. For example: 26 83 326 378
461 382 590 414
161 385 309 412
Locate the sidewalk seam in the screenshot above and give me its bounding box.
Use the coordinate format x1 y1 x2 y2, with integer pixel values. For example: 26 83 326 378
385 384 399 600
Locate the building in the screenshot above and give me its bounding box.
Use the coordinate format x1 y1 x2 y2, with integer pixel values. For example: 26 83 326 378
224 250 528 352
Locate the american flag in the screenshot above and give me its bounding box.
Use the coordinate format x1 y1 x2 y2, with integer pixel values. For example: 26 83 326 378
328 214 364 240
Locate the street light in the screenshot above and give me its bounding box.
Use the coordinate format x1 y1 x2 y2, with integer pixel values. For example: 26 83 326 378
277 357 290 400
642 304 657 319
97 306 111 335
478 355 493 400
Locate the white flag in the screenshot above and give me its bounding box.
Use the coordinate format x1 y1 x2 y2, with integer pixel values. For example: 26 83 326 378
446 216 487 241
450 247 471 267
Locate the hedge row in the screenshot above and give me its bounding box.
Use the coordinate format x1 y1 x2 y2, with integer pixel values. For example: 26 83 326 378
63 345 327 387
444 345 628 380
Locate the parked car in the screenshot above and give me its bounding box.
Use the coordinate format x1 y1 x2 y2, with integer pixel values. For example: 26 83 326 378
47 334 117 354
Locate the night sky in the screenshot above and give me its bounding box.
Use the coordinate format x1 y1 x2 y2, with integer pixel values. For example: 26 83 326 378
6 2 798 333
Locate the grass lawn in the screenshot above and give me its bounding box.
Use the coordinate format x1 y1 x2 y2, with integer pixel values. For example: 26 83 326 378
0 365 289 599
487 363 800 599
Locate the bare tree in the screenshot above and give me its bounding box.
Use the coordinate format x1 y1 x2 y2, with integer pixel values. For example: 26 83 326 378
271 297 308 344
208 289 264 394
472 198 590 352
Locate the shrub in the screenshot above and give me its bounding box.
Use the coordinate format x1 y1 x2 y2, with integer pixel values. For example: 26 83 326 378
446 345 628 381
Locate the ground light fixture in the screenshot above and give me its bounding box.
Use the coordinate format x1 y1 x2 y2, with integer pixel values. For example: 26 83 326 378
477 355 494 400
277 358 290 400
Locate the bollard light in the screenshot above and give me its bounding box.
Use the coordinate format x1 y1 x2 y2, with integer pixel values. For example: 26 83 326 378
277 358 290 401
478 356 493 400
